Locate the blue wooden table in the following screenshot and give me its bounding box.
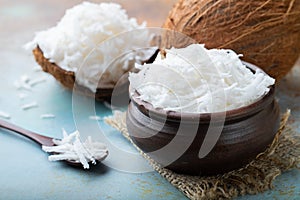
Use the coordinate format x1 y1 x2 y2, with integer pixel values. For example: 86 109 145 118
0 1 299 199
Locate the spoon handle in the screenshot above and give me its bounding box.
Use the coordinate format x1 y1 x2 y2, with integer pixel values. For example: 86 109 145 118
0 119 54 146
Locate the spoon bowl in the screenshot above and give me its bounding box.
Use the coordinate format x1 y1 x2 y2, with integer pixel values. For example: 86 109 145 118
0 119 106 168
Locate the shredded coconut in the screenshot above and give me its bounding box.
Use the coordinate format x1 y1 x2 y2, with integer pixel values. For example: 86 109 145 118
129 44 275 113
40 114 56 119
14 74 46 91
13 81 21 89
0 111 11 119
29 77 46 86
42 129 108 169
14 75 32 91
21 102 38 110
32 66 42 72
18 93 28 100
20 75 30 83
24 2 152 92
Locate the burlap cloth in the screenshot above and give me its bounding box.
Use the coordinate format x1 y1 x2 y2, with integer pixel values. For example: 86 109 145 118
104 110 299 199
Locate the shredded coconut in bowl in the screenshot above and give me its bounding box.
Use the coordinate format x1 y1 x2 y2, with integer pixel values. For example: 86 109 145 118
25 2 152 92
129 44 275 113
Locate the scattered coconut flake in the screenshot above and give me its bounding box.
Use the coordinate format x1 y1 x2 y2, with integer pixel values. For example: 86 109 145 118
14 80 31 91
21 102 38 110
89 115 102 121
0 111 11 119
21 83 32 91
32 66 42 72
42 129 108 169
40 114 56 119
18 93 28 100
14 75 32 91
13 81 21 89
14 74 46 91
29 77 46 86
20 75 30 83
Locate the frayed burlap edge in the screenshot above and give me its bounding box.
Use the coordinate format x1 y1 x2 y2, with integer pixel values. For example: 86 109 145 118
105 110 299 200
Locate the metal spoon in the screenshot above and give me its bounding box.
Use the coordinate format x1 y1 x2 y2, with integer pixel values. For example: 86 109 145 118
0 118 101 168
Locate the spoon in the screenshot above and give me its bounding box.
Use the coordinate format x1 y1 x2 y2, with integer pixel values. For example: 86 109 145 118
0 118 100 168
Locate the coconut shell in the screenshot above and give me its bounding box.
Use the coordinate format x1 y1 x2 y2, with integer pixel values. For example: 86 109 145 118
33 46 124 101
163 0 300 80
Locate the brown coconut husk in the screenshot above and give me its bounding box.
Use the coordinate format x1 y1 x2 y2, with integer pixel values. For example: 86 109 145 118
163 0 300 80
33 46 75 89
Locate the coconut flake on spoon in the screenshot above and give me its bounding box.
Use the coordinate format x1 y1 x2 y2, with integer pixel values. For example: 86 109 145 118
42 129 108 169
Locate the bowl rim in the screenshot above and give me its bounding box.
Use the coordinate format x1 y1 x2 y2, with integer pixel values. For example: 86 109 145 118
129 61 275 123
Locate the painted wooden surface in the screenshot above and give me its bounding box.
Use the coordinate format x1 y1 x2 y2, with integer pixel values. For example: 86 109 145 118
0 1 299 199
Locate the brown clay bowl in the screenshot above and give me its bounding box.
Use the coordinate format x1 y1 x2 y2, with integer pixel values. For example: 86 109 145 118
126 62 280 175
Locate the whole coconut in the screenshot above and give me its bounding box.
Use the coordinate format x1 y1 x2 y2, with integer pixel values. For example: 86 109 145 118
163 0 300 80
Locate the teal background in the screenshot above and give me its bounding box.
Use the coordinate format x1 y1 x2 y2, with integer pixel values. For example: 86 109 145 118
0 1 299 199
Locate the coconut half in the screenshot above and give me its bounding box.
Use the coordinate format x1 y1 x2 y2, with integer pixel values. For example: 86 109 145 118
33 46 120 101
163 0 300 80
26 2 154 101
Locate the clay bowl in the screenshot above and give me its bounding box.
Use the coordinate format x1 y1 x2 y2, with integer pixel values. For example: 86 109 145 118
126 62 280 176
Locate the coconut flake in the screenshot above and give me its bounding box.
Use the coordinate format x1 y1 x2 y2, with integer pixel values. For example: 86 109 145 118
47 153 79 162
29 77 46 86
18 93 28 100
20 75 30 83
32 66 42 72
129 44 275 113
0 111 11 119
14 74 32 91
24 2 151 93
13 80 21 89
42 129 108 169
14 80 31 91
40 114 56 119
21 102 38 110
